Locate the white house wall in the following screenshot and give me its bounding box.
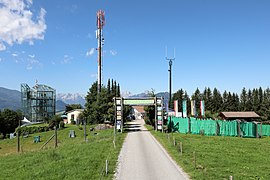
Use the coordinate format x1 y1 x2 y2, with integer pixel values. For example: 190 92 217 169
67 111 82 124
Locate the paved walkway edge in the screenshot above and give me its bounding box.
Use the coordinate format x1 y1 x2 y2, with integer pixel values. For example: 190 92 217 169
148 131 190 179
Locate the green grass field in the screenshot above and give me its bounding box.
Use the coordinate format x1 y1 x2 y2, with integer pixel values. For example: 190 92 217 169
148 126 270 180
0 125 126 179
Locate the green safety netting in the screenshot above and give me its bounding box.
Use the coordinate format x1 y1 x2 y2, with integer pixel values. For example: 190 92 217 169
240 122 256 138
190 118 217 136
171 117 189 133
217 120 238 137
262 124 270 136
169 117 270 137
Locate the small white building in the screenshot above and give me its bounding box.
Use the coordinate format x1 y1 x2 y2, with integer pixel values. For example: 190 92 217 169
132 106 145 120
67 109 84 124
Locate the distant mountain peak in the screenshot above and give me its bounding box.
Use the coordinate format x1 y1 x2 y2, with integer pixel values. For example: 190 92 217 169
57 93 86 106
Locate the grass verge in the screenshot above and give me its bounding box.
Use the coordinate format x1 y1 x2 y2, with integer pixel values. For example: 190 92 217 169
0 125 126 179
147 125 270 180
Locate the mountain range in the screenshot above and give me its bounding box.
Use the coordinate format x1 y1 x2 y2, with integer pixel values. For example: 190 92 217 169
0 87 86 112
57 93 86 106
0 87 169 111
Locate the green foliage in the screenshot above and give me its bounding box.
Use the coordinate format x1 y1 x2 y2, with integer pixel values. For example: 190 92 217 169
59 121 65 128
0 126 127 179
144 89 156 126
123 105 132 122
65 104 82 112
16 125 49 134
172 89 184 112
84 80 122 125
150 130 270 179
49 115 62 129
173 87 270 121
0 109 19 138
70 120 76 125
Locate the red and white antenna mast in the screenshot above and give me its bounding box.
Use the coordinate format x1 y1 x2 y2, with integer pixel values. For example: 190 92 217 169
96 10 105 95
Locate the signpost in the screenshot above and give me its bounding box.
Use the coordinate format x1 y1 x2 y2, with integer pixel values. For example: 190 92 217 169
115 97 123 133
156 97 164 132
114 97 164 133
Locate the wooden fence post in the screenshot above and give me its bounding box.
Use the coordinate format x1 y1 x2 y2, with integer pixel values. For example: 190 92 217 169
55 126 57 148
105 160 108 175
237 120 241 137
193 151 196 169
188 117 191 134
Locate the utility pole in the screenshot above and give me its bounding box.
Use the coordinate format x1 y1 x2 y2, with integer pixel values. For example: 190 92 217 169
96 10 105 95
166 48 175 109
17 117 21 153
166 48 175 133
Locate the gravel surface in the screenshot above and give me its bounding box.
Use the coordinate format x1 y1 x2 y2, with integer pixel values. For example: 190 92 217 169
114 119 189 180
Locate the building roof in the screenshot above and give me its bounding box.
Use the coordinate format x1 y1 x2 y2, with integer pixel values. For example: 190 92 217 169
66 109 84 114
32 84 55 92
133 106 145 113
219 112 260 119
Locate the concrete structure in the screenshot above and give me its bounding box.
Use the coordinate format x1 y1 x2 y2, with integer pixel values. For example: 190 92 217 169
67 109 84 124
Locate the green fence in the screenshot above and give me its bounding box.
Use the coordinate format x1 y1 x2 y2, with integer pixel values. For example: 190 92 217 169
170 117 270 138
262 124 270 136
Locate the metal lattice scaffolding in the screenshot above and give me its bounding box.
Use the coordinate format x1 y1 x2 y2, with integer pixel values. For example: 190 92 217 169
21 83 56 122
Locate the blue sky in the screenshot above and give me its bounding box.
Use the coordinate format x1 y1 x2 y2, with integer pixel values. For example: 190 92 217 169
0 0 270 96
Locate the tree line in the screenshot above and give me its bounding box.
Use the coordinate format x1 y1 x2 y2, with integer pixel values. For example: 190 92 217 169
172 87 270 121
0 109 21 139
83 79 123 124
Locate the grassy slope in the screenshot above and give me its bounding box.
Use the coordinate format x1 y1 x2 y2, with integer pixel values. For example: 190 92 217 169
148 126 270 180
0 125 126 180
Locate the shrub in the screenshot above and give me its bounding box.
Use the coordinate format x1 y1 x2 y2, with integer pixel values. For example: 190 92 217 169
0 133 4 140
59 121 65 128
71 120 76 125
16 125 51 135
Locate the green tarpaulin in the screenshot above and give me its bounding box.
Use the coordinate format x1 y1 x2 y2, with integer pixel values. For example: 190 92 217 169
169 117 270 137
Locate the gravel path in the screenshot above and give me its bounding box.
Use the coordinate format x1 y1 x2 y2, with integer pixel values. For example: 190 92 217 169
114 119 189 180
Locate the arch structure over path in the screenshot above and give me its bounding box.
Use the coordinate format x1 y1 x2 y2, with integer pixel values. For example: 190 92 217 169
114 97 164 133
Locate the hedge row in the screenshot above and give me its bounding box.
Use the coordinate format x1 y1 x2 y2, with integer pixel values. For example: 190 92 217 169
16 126 50 135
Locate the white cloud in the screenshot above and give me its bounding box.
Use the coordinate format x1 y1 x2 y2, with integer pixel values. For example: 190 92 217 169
0 0 47 51
110 50 117 56
26 57 41 70
0 58 2 62
26 65 33 70
86 48 95 57
12 53 18 57
62 55 72 64
0 43 6 51
28 54 35 58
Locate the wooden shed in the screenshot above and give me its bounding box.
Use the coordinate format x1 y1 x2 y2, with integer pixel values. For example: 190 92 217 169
218 111 260 121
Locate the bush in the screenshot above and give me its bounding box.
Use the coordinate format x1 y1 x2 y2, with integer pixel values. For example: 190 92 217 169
48 115 63 129
0 133 4 140
59 121 65 128
16 126 50 135
71 120 76 125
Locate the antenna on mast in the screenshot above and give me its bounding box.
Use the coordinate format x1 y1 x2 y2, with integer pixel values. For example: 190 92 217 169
166 48 175 109
96 10 105 95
